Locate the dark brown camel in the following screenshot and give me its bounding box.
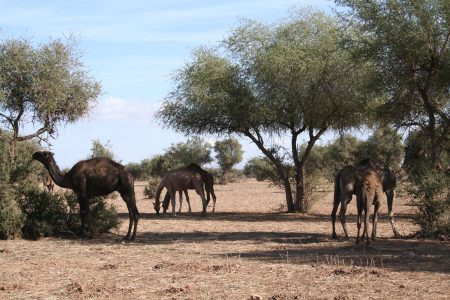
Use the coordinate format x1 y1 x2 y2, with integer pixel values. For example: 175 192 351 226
162 189 192 214
32 151 139 240
42 174 55 193
356 169 383 245
161 164 217 214
331 159 399 239
154 167 207 217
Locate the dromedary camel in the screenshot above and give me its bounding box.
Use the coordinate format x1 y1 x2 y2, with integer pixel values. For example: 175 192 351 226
32 151 139 240
356 169 383 245
331 159 399 239
162 189 192 214
161 164 217 214
42 174 55 193
154 167 207 217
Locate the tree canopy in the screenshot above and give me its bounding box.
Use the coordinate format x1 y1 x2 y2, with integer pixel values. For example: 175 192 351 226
157 10 373 212
0 37 101 159
336 0 450 167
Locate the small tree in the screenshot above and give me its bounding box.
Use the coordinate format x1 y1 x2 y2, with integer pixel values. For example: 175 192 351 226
164 136 212 167
89 139 115 160
0 37 101 164
359 126 404 170
214 138 243 179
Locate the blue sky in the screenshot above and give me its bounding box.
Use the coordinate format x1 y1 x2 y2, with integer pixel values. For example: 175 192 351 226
1 0 334 168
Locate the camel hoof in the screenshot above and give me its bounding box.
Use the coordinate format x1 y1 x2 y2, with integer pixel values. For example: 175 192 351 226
332 233 338 239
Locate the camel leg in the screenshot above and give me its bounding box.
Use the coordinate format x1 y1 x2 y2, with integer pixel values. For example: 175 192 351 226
331 197 340 239
121 191 139 241
194 182 207 217
211 190 217 213
78 196 92 238
162 192 170 214
338 194 351 239
184 190 192 213
372 196 380 241
178 190 183 213
364 197 371 245
386 190 400 237
356 194 363 245
169 190 177 217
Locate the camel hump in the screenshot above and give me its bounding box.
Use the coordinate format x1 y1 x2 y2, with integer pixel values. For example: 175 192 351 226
186 163 203 172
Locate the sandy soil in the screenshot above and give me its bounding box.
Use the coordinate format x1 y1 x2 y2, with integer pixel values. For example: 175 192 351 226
0 178 449 299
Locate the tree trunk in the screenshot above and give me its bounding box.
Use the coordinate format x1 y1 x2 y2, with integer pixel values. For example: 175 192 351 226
282 176 295 212
294 165 306 213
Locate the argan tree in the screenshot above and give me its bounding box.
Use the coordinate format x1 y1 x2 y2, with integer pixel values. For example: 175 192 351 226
336 0 450 169
157 10 372 212
0 37 101 164
214 138 243 178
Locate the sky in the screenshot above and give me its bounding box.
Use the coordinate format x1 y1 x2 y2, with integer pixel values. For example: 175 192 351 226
0 0 335 168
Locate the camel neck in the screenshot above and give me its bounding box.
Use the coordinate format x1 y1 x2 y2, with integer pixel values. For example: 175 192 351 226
46 159 71 189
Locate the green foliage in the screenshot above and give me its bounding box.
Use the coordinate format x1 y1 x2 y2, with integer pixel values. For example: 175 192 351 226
408 169 450 238
158 8 372 212
0 182 23 239
19 189 71 239
214 138 243 176
358 126 404 171
0 131 42 239
243 157 281 183
164 136 212 167
19 189 120 239
337 0 450 167
0 37 101 149
143 176 161 199
89 139 115 160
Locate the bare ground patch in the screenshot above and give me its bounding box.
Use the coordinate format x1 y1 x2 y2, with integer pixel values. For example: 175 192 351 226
0 178 449 299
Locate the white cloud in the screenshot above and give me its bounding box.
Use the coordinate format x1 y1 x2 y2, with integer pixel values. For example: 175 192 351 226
92 96 160 123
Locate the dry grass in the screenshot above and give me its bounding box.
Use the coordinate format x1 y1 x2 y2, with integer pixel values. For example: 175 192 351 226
1 178 449 299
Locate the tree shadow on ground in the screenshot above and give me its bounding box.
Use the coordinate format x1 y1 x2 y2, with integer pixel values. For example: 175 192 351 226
126 211 414 223
85 211 449 275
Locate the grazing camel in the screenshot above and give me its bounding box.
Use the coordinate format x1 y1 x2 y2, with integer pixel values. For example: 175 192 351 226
42 174 55 193
154 167 207 217
356 169 383 245
32 151 139 240
161 164 217 214
162 189 192 214
331 159 399 239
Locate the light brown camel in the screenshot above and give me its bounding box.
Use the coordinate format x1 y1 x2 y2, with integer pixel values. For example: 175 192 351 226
331 159 399 239
153 167 207 217
356 169 383 245
161 164 217 214
32 151 139 240
42 174 55 193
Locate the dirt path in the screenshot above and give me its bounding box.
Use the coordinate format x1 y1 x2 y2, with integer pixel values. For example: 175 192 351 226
1 179 449 299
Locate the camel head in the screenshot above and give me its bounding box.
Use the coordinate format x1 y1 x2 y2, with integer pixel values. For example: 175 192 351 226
153 201 161 216
32 151 55 167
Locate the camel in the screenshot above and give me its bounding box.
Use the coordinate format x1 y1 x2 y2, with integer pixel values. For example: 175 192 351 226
331 159 399 239
162 189 192 214
161 164 217 214
153 167 207 217
42 174 55 193
356 169 383 245
32 151 139 241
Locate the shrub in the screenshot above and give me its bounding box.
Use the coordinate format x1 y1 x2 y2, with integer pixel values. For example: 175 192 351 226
19 188 121 239
0 183 23 239
144 176 161 199
409 170 450 238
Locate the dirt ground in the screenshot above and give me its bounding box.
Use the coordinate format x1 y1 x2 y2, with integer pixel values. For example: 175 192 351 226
0 178 449 299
